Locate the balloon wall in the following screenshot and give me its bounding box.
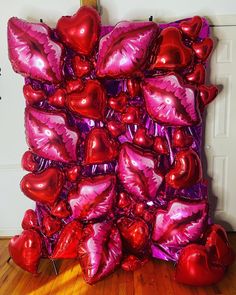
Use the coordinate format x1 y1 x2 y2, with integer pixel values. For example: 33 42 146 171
7 6 235 285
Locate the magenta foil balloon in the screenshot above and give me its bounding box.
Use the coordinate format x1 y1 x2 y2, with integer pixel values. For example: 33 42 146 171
78 221 122 284
8 17 63 83
117 142 163 201
142 73 201 126
25 106 79 163
96 21 159 78
68 175 116 221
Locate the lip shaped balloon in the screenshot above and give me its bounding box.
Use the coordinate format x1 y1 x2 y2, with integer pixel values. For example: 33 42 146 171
25 106 79 163
142 73 200 126
175 244 225 286
165 149 203 189
151 27 193 70
56 6 100 56
96 21 159 78
69 174 116 221
9 230 42 274
78 221 122 284
152 199 208 247
66 80 106 120
117 142 163 201
20 167 64 205
8 17 63 84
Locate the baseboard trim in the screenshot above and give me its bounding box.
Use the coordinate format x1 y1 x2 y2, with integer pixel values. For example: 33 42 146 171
0 228 22 237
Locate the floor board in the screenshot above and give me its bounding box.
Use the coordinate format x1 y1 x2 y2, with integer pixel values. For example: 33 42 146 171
0 234 236 295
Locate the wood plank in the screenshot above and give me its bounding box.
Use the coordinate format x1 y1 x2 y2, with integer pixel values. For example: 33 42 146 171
80 0 98 10
0 235 236 295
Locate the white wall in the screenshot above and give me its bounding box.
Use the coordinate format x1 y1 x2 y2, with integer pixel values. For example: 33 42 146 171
1 0 236 236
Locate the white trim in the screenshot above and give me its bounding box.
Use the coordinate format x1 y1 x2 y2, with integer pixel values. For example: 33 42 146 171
0 228 22 237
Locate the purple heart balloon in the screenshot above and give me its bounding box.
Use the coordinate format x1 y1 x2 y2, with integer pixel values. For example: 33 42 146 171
68 174 116 221
8 17 64 83
96 21 159 78
25 106 79 163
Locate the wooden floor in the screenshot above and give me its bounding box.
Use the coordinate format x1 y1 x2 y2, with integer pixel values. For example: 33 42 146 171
0 235 236 295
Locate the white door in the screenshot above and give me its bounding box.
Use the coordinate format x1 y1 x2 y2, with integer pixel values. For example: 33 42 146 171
205 17 236 230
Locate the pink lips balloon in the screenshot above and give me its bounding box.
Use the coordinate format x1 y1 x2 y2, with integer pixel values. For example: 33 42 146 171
69 175 116 221
117 143 163 201
25 106 79 163
142 73 200 126
8 17 63 83
96 21 159 78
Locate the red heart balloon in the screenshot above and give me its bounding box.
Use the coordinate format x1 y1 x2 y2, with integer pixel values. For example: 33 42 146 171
192 38 214 61
23 84 45 105
65 79 84 94
21 151 38 172
117 191 131 209
72 55 92 78
175 244 225 286
108 91 128 113
173 128 194 148
179 16 203 40
122 106 140 124
153 136 169 155
48 88 66 108
21 209 39 230
51 221 82 259
66 165 81 182
117 217 149 252
133 127 153 148
121 255 148 272
20 167 64 205
42 215 62 237
56 6 100 55
84 127 119 165
185 64 206 85
107 120 126 137
66 80 106 120
165 149 202 189
9 230 42 273
50 199 71 219
151 27 193 70
205 224 235 266
127 79 141 97
198 84 218 107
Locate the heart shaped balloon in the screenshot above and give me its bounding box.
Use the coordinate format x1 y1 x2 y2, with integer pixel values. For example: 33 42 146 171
192 38 214 61
121 106 140 124
127 79 141 98
142 74 200 126
198 84 218 107
175 244 225 286
153 137 169 155
42 215 62 237
66 80 106 120
69 174 116 220
23 84 45 105
65 79 84 94
72 55 92 78
21 209 39 230
172 128 194 148
96 21 159 78
165 149 202 189
121 255 148 272
21 151 38 172
51 221 82 259
133 127 153 148
48 89 66 108
56 6 100 55
107 120 126 137
179 16 203 40
50 199 71 219
117 143 163 201
66 166 81 182
9 230 42 273
108 92 128 113
20 167 64 204
78 221 122 284
185 64 206 85
25 106 79 163
8 18 63 83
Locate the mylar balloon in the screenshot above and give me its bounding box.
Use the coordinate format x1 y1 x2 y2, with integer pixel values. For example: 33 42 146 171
21 209 39 230
8 18 63 83
179 16 203 40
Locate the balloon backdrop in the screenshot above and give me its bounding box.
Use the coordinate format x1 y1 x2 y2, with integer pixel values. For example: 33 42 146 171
7 6 234 286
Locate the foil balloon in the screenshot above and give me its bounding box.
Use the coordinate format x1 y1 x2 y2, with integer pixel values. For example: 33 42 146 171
25 106 79 163
151 27 193 70
56 6 100 56
23 84 45 105
179 16 203 40
142 74 200 126
121 255 148 272
42 215 62 237
107 120 126 137
21 151 38 172
50 199 71 219
108 92 128 113
133 127 153 148
165 149 203 189
51 221 82 259
175 244 225 286
72 55 92 78
192 37 214 61
65 79 84 94
78 221 122 284
172 128 194 148
185 64 206 85
69 175 116 220
152 199 208 248
21 209 39 230
117 143 163 201
9 230 42 274
96 21 159 78
20 167 64 204
66 166 81 182
153 137 169 155
48 89 66 108
198 84 218 107
127 79 141 98
122 106 140 124
8 17 63 83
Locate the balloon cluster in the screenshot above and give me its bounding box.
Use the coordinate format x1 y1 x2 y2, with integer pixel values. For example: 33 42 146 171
8 7 235 285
